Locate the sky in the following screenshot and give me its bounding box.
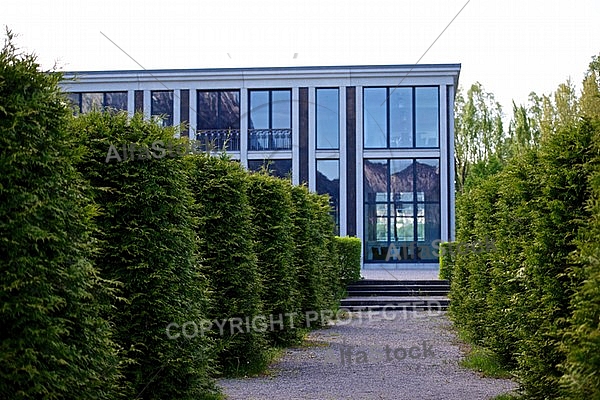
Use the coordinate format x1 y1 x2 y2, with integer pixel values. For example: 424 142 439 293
3 0 600 120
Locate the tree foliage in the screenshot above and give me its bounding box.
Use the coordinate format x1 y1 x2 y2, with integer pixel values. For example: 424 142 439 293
0 31 123 399
450 52 600 399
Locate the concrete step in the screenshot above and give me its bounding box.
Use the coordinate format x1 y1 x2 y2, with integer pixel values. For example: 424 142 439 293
341 279 450 311
340 297 449 312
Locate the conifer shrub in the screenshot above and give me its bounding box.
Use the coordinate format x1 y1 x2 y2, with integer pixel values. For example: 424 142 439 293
335 236 362 287
246 172 302 347
71 112 217 399
186 154 269 376
0 32 123 399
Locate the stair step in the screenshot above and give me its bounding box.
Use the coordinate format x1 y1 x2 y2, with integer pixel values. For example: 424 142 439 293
346 290 449 297
352 279 449 285
341 280 450 312
341 304 448 312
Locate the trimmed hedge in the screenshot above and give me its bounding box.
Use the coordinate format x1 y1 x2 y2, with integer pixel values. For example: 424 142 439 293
247 172 302 347
449 117 600 399
438 242 456 282
289 185 339 328
335 236 362 287
0 35 122 399
186 154 269 376
72 112 217 399
560 119 600 400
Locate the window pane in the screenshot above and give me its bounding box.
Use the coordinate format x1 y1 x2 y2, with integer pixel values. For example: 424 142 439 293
81 93 103 113
272 90 291 129
249 91 269 129
248 159 292 179
151 91 174 126
389 88 412 147
364 159 388 203
104 92 127 111
417 203 441 260
316 159 340 232
390 159 414 203
316 88 339 149
364 88 387 148
393 203 414 242
67 93 80 112
198 91 240 130
416 159 440 202
219 91 240 129
415 87 439 147
197 91 218 129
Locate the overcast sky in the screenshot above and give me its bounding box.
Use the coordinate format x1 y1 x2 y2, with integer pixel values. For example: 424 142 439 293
3 0 600 119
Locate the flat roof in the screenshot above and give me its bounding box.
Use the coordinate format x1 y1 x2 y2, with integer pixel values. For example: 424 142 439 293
62 63 461 76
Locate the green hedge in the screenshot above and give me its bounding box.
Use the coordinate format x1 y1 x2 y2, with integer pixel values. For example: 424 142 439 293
186 154 269 376
0 36 122 399
335 236 362 287
72 112 217 399
247 172 301 347
449 118 600 399
438 242 456 282
289 186 331 328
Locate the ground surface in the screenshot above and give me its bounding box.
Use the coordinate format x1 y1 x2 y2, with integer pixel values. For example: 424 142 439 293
218 310 518 400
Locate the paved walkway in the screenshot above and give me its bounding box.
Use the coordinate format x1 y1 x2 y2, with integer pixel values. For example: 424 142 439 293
218 311 517 400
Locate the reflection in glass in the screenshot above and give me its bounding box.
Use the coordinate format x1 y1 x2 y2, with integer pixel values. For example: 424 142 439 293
247 159 292 179
104 92 127 111
415 87 439 147
364 158 441 263
416 159 440 201
151 91 174 126
364 88 387 148
316 159 340 233
316 89 339 149
272 90 291 129
390 88 412 147
197 91 241 151
81 93 103 113
249 91 269 129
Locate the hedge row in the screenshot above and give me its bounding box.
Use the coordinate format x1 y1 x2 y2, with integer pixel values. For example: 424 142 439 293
2 36 362 398
446 117 600 399
0 31 123 400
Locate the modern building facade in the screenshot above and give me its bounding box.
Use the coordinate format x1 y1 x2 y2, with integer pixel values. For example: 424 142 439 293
61 64 460 270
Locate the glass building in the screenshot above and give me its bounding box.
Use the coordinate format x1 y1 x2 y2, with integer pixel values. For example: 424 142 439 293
61 64 460 270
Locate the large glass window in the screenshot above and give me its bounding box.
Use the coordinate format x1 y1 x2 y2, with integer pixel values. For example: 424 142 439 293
316 88 339 149
247 159 292 179
363 87 439 149
68 92 127 113
364 158 440 262
316 159 340 233
415 87 439 147
364 88 387 148
249 89 292 150
151 90 174 127
197 90 240 151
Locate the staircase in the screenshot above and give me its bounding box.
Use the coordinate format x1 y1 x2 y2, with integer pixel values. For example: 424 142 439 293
340 279 450 312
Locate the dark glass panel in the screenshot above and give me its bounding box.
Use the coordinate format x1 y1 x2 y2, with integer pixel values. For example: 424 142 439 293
363 88 387 148
389 88 412 147
415 87 439 147
316 88 339 149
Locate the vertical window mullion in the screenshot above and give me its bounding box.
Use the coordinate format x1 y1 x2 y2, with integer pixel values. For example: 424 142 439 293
413 160 419 258
268 91 273 150
387 158 396 247
412 88 416 148
386 88 390 148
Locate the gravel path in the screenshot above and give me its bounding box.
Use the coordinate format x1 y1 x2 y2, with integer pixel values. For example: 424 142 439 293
218 311 517 400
